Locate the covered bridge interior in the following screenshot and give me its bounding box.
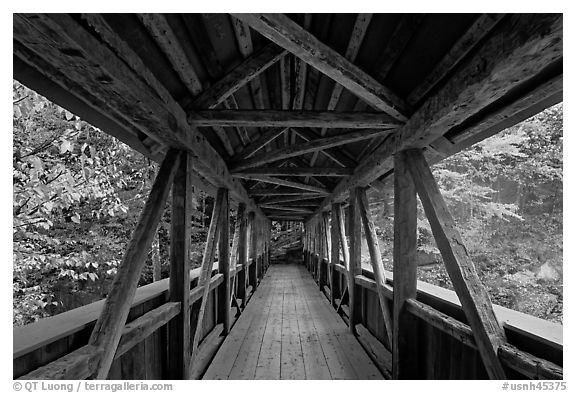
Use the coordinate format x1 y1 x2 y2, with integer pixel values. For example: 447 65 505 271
13 13 562 380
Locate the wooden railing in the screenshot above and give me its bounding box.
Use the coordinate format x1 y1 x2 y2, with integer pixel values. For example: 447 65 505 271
305 252 563 380
13 257 266 379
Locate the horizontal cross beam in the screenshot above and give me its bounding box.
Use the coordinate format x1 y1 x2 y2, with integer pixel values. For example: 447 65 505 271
231 167 353 177
188 109 403 128
235 174 329 194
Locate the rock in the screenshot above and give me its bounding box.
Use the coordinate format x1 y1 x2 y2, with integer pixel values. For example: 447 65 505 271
536 262 560 281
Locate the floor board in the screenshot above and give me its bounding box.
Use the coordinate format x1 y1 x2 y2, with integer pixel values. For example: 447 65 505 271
203 264 383 380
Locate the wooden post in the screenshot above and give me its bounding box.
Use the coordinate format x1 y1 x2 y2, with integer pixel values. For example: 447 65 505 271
191 188 225 365
357 188 393 347
88 150 180 379
322 211 331 292
218 189 231 334
330 203 341 307
237 203 248 305
404 149 507 379
249 211 257 290
167 152 193 379
348 188 362 335
392 151 419 379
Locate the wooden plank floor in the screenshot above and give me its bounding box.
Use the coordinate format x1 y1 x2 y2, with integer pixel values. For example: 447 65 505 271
203 264 383 380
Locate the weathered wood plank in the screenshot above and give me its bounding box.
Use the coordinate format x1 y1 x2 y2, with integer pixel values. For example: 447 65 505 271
137 14 203 96
188 109 402 128
357 188 393 347
231 128 389 171
167 153 192 379
405 148 507 379
231 14 409 121
87 150 179 379
116 302 179 359
218 189 231 334
499 344 563 380
405 299 476 350
355 324 392 378
189 324 225 379
391 150 419 379
347 189 362 335
187 43 286 110
19 345 103 380
292 127 357 168
235 174 329 194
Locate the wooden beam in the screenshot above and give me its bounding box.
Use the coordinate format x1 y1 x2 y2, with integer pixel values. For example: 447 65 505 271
260 205 314 214
306 14 563 222
404 149 506 379
187 43 286 110
347 189 362 335
88 150 179 379
236 203 248 303
250 189 321 197
248 212 258 290
293 127 357 168
191 188 225 364
407 14 506 106
392 151 419 379
232 167 353 177
231 17 266 110
19 345 103 380
231 128 389 171
15 14 267 222
234 174 329 194
329 204 341 307
357 188 393 347
218 189 231 334
231 14 409 121
269 216 305 221
256 194 323 205
167 152 193 379
137 14 203 96
231 127 288 161
188 109 402 129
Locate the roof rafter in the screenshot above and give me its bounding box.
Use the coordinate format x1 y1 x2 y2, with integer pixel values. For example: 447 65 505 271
231 13 410 122
185 43 286 110
231 128 390 171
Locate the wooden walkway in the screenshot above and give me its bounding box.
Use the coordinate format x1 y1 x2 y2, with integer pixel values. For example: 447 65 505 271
203 264 383 380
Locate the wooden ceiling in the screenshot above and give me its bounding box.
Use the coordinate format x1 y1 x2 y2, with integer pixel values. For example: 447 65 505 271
13 13 563 223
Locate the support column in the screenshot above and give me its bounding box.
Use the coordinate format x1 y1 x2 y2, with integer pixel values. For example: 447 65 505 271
249 211 257 291
217 189 231 334
167 152 193 379
392 151 419 379
348 188 362 335
236 204 247 305
330 204 341 307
